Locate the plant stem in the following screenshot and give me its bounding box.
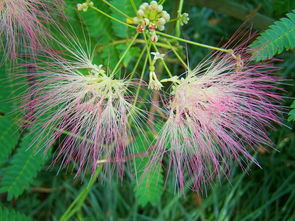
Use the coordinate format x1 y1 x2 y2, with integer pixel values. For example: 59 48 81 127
175 0 184 37
111 33 139 76
165 40 189 70
129 0 137 13
97 39 174 52
133 53 148 106
129 45 147 80
100 0 131 18
156 31 233 53
59 165 103 221
151 43 173 78
90 6 136 29
142 32 152 65
167 17 180 23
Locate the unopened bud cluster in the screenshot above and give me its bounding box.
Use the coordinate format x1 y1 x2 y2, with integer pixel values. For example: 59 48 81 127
180 13 189 26
77 1 93 12
133 1 170 42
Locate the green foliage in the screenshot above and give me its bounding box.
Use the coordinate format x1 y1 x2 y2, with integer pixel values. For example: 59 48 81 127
272 0 295 16
110 0 141 38
0 118 20 164
82 4 114 43
0 67 14 115
250 9 295 61
0 130 51 200
0 205 32 221
135 163 164 207
288 100 295 121
134 135 164 207
110 0 129 38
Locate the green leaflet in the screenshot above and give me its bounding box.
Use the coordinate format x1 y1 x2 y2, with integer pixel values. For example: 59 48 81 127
133 134 164 207
110 0 141 38
0 129 52 200
115 44 141 67
0 60 22 165
0 64 14 115
0 118 20 164
0 205 32 221
109 0 142 69
288 100 295 121
82 4 114 43
110 0 129 38
250 9 295 61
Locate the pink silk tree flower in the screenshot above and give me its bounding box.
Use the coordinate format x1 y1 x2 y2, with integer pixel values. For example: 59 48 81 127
151 45 283 191
21 37 144 177
0 0 63 59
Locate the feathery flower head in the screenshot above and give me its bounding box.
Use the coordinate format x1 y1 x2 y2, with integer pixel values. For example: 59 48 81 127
0 0 63 59
152 46 282 190
22 34 142 177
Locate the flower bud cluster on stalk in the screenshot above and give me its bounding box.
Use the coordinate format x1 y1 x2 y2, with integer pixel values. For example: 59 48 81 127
77 1 93 12
132 1 170 42
0 0 284 192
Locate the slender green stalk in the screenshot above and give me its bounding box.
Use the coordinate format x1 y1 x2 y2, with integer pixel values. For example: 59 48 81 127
59 165 103 221
175 0 184 37
165 40 189 70
129 46 147 80
151 43 173 78
111 33 139 76
97 39 175 52
129 0 137 13
133 54 148 106
100 0 130 18
90 6 136 29
142 32 152 65
157 31 233 53
166 17 180 23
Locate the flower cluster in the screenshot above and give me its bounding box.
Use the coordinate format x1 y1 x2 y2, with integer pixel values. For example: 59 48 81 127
1 0 284 191
179 13 189 26
77 1 93 12
150 48 282 190
22 39 144 176
133 1 170 41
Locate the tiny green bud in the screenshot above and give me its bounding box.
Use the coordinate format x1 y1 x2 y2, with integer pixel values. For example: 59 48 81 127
137 9 144 17
180 13 190 26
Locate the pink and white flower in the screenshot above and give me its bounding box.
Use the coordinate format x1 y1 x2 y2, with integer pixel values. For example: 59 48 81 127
151 46 283 190
21 35 144 177
0 0 63 59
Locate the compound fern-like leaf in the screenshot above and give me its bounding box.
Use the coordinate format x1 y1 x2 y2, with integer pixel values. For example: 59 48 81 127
134 134 164 207
250 9 295 61
0 130 51 200
288 100 295 121
0 117 20 164
0 205 32 221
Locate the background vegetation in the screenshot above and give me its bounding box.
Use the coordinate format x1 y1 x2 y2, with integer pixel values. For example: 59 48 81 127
0 0 294 220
